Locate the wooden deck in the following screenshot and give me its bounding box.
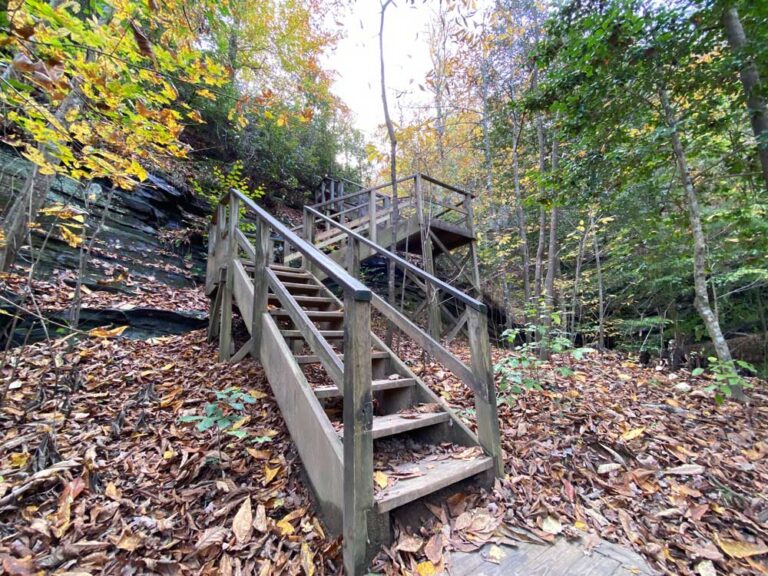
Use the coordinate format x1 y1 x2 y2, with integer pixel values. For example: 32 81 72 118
450 537 655 576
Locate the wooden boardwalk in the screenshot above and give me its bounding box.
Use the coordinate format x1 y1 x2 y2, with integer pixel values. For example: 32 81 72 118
450 537 655 576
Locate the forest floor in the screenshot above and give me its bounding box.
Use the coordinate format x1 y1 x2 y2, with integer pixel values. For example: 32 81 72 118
0 282 766 575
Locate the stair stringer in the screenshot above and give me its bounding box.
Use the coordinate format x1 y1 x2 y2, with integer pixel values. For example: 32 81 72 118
258 312 345 533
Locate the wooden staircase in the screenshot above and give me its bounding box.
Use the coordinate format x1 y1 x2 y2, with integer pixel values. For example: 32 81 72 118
206 178 502 575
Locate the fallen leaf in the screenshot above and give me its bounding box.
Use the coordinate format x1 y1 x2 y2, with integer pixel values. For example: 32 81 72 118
716 535 768 559
88 325 128 338
488 544 506 563
264 464 280 485
374 470 389 489
105 481 122 500
542 516 563 535
300 543 315 576
416 561 437 576
395 533 424 553
621 427 646 441
664 464 705 476
597 463 623 475
232 497 252 544
696 560 717 576
195 526 229 551
117 531 143 551
253 503 267 532
424 534 443 565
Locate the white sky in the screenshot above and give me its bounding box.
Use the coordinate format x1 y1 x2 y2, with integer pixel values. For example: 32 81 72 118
323 2 436 138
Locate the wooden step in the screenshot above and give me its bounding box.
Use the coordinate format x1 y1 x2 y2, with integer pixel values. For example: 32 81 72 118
269 264 305 273
295 351 390 364
270 310 344 320
279 282 323 293
314 377 416 399
281 329 344 340
272 269 313 282
375 455 494 513
268 294 337 306
339 411 449 440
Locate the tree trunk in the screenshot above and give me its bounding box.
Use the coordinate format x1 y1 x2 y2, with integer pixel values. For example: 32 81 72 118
379 0 397 346
722 6 768 190
511 111 531 314
591 211 605 350
540 138 559 359
659 87 741 398
0 90 82 271
570 216 590 340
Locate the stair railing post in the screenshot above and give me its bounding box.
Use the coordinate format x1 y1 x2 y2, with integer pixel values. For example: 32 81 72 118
251 218 270 360
219 193 238 361
467 306 503 476
346 236 361 278
342 291 373 575
415 173 442 339
369 189 378 244
302 209 317 276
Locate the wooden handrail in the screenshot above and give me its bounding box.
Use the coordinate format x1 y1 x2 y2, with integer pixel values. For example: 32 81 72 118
420 173 476 198
305 206 486 312
311 175 416 209
223 190 372 302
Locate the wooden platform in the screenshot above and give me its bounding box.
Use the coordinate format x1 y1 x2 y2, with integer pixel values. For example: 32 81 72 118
450 537 655 576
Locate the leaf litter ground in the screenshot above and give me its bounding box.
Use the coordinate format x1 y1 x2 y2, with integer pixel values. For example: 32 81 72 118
0 328 766 575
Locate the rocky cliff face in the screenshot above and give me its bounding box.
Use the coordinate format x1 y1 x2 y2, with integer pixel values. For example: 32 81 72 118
0 147 211 345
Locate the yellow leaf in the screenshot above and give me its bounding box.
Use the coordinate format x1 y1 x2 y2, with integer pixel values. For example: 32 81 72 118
621 427 646 441
196 88 216 101
59 225 83 248
374 471 389 489
264 464 280 486
416 561 437 576
276 519 294 536
161 363 175 371
716 534 768 559
163 450 175 460
246 448 270 460
88 325 128 338
574 520 588 530
231 416 250 431
10 452 29 468
105 481 122 500
300 543 315 576
187 110 204 123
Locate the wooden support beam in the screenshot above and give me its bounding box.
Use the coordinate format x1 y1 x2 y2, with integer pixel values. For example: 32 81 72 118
229 338 254 364
302 210 317 277
251 222 270 359
467 308 503 476
207 269 225 342
345 236 360 278
219 195 238 362
342 293 373 575
369 189 378 244
445 309 469 341
415 174 441 339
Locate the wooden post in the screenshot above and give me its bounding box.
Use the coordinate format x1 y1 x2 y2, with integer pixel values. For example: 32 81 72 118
303 209 317 275
219 194 238 361
346 237 360 278
415 174 442 339
464 192 482 295
467 307 503 476
251 220 270 359
343 293 373 575
369 190 378 244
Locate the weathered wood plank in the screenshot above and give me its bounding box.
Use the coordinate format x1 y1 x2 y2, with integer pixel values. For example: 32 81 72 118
219 195 238 361
231 258 254 332
251 223 270 358
342 295 373 575
338 411 448 440
313 377 415 399
467 308 503 476
294 350 389 364
259 314 344 532
375 456 493 513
